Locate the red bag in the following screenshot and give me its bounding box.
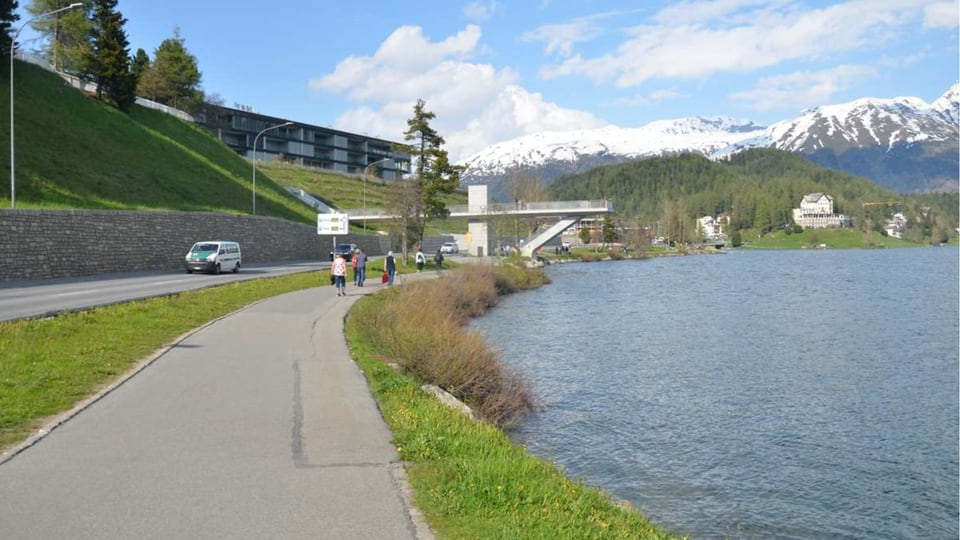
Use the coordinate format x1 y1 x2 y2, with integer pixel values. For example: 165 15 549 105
381 272 389 284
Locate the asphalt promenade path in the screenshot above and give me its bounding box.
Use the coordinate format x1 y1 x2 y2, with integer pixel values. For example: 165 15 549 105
0 278 433 539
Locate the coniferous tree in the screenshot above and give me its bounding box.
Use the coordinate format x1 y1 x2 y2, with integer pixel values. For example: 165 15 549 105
601 212 618 245
136 28 202 111
130 47 149 86
398 98 462 250
25 0 91 73
87 0 134 110
0 0 19 60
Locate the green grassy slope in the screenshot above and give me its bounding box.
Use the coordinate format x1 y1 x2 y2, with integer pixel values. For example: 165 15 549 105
262 161 468 230
0 62 312 223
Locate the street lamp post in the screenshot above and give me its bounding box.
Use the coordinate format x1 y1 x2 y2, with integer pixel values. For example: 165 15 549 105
362 157 391 230
10 2 83 208
251 121 292 215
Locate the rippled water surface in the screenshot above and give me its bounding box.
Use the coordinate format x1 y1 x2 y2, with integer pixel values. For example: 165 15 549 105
472 248 959 539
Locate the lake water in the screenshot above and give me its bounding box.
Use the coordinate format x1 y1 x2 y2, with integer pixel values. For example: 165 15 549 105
471 248 959 539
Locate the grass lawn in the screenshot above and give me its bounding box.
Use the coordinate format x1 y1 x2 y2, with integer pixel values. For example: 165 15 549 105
745 228 922 249
0 62 313 223
0 272 323 450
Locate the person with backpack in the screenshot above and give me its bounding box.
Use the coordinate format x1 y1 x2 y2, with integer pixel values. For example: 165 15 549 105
415 248 425 273
384 251 396 286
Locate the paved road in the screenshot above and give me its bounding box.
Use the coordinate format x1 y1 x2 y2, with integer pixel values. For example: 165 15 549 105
0 261 330 323
0 282 432 539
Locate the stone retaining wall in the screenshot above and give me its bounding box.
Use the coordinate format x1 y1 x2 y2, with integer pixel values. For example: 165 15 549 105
0 209 388 281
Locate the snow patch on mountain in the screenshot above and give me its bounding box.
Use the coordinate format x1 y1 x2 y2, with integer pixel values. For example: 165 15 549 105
462 117 766 179
930 82 959 125
460 85 959 193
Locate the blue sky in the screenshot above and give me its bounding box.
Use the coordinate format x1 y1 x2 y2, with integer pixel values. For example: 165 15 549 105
18 0 960 162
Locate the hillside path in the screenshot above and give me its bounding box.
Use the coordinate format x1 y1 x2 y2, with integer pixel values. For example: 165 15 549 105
0 278 433 539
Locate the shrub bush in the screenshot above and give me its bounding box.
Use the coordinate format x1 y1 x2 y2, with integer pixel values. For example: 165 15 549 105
349 265 544 426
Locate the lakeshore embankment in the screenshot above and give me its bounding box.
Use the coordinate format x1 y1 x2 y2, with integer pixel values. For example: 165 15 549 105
345 263 682 539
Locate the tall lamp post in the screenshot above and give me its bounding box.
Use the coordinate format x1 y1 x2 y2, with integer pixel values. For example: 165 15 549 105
251 121 292 215
10 2 83 208
362 157 391 230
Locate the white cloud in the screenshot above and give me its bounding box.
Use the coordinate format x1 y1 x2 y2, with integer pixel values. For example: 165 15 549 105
729 65 879 111
540 1 945 88
309 25 605 162
521 20 605 58
652 0 791 25
452 86 607 160
463 1 498 22
922 0 959 27
521 9 645 58
616 89 684 106
649 89 683 101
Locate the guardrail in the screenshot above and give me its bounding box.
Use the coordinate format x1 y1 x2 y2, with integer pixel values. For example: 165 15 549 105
343 200 610 219
16 50 194 122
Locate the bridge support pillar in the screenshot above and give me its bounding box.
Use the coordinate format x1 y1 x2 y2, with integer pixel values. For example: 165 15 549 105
466 185 493 257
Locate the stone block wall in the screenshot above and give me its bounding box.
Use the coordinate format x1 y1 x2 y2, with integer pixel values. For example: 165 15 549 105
0 209 388 281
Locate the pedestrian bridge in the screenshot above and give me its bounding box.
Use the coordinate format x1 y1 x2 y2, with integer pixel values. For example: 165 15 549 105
342 185 610 257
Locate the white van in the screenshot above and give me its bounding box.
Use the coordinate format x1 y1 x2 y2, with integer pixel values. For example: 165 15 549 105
184 241 241 274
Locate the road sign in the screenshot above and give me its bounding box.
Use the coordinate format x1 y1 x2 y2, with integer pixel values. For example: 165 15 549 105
317 213 349 235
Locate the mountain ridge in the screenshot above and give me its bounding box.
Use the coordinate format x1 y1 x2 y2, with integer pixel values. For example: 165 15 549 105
462 85 959 195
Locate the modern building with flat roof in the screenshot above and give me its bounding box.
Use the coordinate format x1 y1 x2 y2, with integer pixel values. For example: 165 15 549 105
195 104 411 180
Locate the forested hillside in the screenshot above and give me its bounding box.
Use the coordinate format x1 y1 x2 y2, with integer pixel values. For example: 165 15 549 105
548 149 958 243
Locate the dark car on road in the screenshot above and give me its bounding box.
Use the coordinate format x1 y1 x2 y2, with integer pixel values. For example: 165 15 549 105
330 243 357 260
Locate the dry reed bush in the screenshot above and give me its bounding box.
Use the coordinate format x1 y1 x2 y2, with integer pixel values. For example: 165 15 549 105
494 264 550 290
359 267 536 426
438 266 501 320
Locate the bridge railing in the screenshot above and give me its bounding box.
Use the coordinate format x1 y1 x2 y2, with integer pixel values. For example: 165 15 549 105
344 200 609 218
455 200 609 214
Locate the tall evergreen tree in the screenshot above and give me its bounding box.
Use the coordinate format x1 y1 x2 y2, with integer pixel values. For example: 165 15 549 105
404 98 442 179
25 0 91 73
86 0 134 110
601 213 618 245
0 0 19 60
136 28 202 111
400 98 462 250
129 47 149 86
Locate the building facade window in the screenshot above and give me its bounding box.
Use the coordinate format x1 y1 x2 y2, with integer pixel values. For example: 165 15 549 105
196 104 411 179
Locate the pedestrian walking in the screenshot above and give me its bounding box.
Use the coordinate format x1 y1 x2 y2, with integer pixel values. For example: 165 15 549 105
356 248 367 287
332 253 347 296
384 251 396 286
351 249 359 285
434 249 444 268
415 248 425 273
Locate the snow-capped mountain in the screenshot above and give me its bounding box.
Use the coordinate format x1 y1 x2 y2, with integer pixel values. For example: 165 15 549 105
461 85 959 193
729 83 959 154
462 117 766 181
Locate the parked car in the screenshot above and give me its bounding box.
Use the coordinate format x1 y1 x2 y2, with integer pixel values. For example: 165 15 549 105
185 241 241 274
440 242 459 254
330 243 357 260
